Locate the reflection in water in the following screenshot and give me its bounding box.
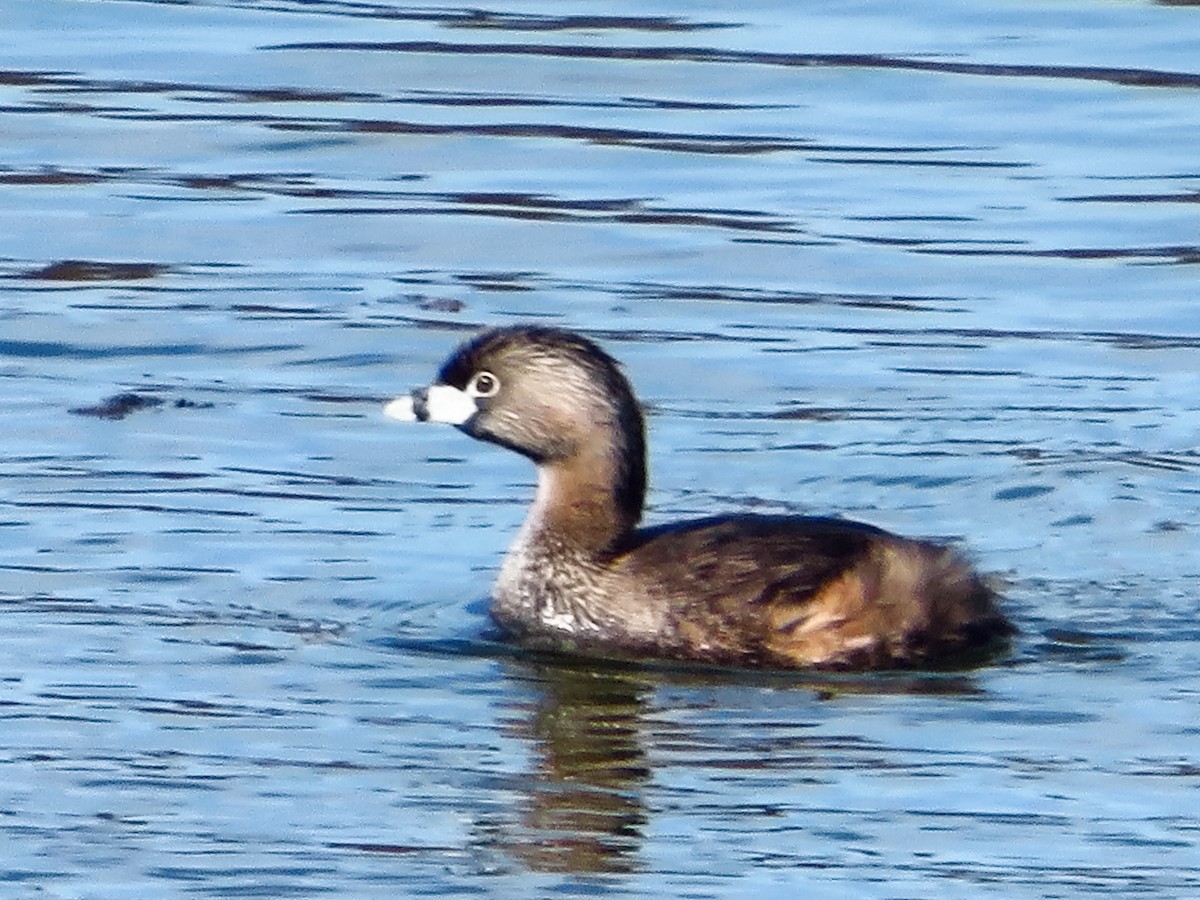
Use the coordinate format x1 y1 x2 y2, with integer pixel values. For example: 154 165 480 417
483 662 652 874
481 657 986 875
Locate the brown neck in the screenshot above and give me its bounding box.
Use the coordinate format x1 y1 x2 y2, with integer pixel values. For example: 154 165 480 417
528 439 643 553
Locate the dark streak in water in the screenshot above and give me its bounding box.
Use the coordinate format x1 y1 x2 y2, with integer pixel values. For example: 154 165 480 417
291 191 800 234
69 393 164 420
1060 189 1200 204
812 156 1029 169
379 271 968 314
2 73 783 117
119 2 730 33
193 116 815 156
328 841 467 857
1 340 205 359
335 118 807 154
913 244 1200 264
0 68 384 104
16 260 172 281
0 339 300 359
895 366 1025 377
1012 448 1200 473
260 42 1200 91
0 96 982 160
824 324 1200 351
5 499 254 517
619 281 960 312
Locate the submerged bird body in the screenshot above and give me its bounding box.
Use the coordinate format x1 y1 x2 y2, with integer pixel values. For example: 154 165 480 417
385 325 1012 670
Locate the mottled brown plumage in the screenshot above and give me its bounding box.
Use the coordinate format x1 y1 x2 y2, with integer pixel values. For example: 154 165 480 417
385 325 1013 670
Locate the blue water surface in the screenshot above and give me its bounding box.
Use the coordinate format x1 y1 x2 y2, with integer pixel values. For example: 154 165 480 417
2 0 1199 896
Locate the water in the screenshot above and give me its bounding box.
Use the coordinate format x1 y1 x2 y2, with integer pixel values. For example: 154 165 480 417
2 0 1199 895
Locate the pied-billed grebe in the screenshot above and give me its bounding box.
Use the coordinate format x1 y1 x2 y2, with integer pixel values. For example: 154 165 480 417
384 325 1012 670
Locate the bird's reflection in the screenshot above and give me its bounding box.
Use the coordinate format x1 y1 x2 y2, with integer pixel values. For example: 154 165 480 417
480 659 654 874
476 651 986 874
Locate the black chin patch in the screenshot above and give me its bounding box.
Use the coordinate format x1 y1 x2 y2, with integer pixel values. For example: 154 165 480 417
410 387 430 422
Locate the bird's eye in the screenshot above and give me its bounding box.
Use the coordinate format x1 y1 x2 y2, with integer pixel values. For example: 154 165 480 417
467 371 500 398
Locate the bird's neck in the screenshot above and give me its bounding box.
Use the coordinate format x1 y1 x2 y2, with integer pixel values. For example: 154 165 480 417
523 440 644 553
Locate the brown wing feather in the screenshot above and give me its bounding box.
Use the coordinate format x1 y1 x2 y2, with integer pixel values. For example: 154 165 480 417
615 515 1007 669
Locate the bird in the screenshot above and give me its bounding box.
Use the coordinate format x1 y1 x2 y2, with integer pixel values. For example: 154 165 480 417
384 324 1012 670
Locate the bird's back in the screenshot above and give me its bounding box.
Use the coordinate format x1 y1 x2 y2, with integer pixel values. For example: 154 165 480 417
612 514 1011 669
